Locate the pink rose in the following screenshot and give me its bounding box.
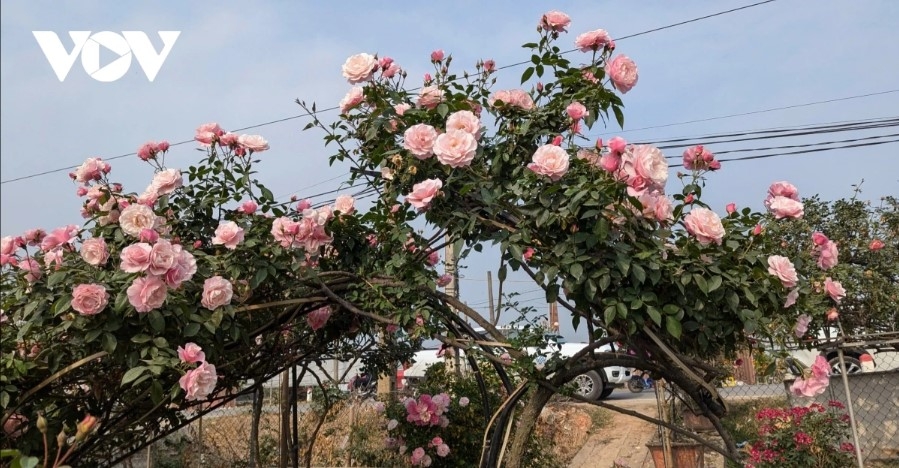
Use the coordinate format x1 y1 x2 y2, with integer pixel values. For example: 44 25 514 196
608 136 627 154
212 221 245 250
297 199 312 211
436 444 450 457
80 237 109 266
784 288 800 308
23 229 46 246
18 258 41 283
164 245 197 288
815 240 838 270
341 53 377 84
794 313 812 338
430 49 444 62
334 194 355 215
40 226 77 252
127 275 168 313
826 308 839 321
417 85 445 109
411 447 425 465
434 130 478 168
405 178 443 210
394 103 412 116
566 102 587 121
459 396 470 407
120 243 152 273
599 151 621 172
622 144 668 194
574 29 611 51
179 361 218 401
489 89 534 111
145 239 176 275
539 10 571 32
202 276 233 310
766 181 800 203
403 124 439 159
606 55 638 94
43 248 63 269
240 200 258 214
339 86 365 114
577 149 601 167
307 306 331 331
119 204 158 237
177 342 206 364
752 224 764 236
220 132 240 147
869 239 884 251
446 110 481 140
527 144 569 181
767 255 798 288
72 157 110 183
71 283 109 316
637 192 673 223
195 123 224 146
726 203 737 214
238 134 269 153
790 355 830 397
426 250 440 266
137 141 159 161
824 277 845 303
436 274 452 287
767 196 804 219
482 59 496 72
683 207 725 246
139 228 159 243
523 247 535 262
811 232 829 246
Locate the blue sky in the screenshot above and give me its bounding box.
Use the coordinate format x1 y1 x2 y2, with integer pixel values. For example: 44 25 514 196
2 1 897 340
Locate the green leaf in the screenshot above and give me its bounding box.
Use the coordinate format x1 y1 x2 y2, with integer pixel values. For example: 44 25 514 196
665 317 682 339
521 67 535 84
209 309 224 329
131 334 153 344
647 306 662 326
260 187 274 202
694 274 708 294
85 329 103 343
603 305 616 326
0 391 9 409
101 333 117 353
114 291 129 311
726 290 740 310
47 271 67 288
612 106 625 129
498 264 507 282
121 366 147 385
184 323 201 337
616 301 627 318
569 263 584 280
436 103 449 118
631 264 646 284
707 276 722 293
19 456 40 468
615 257 630 276
251 268 268 289
148 311 165 333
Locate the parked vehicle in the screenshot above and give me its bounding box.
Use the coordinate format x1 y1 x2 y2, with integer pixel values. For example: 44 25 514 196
402 327 631 401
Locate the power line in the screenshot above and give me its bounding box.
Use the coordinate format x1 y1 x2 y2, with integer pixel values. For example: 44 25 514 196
0 1 780 186
669 137 899 168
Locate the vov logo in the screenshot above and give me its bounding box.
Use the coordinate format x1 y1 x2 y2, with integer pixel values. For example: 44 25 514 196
32 31 180 82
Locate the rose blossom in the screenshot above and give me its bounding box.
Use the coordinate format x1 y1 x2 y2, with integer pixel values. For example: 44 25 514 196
768 196 804 219
417 85 445 109
195 122 224 146
147 239 177 275
238 134 270 153
430 49 444 61
790 355 830 397
539 10 571 32
341 53 377 84
120 243 153 272
179 361 218 401
177 342 206 364
608 137 628 155
766 181 800 203
307 306 331 331
80 237 109 266
682 145 720 171
72 157 110 183
71 283 109 316
403 124 439 159
212 221 245 250
566 101 588 121
575 29 611 51
239 200 258 214
43 248 63 269
339 86 365 114
826 308 840 321
387 419 398 431
126 276 168 313
411 447 425 465
824 277 846 303
149 169 183 196
405 178 443 210
201 276 233 310
527 144 569 181
334 194 355 214
726 203 737 214
119 204 158 237
869 239 884 251
394 103 411 116
436 274 452 287
436 444 450 457
606 55 639 94
767 255 799 288
784 288 800 308
446 110 482 140
683 207 725 246
811 232 829 246
19 258 41 283
23 229 46 246
434 130 478 168
164 245 197 288
815 240 838 270
139 228 159 243
459 396 470 407
794 314 812 338
489 89 534 110
40 225 77 252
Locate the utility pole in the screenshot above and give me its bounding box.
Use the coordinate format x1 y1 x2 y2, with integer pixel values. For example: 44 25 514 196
549 302 559 333
486 271 495 325
444 238 462 375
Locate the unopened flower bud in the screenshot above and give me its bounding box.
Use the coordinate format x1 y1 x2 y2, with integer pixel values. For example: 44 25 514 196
75 414 98 442
37 414 48 434
57 429 68 447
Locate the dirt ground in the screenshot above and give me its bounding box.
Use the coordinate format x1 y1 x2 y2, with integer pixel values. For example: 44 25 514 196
568 398 725 468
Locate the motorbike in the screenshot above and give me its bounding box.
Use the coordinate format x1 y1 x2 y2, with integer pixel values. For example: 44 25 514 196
348 372 376 396
627 374 654 393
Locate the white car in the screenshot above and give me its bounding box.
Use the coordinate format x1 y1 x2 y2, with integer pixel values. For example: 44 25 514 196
403 328 631 401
